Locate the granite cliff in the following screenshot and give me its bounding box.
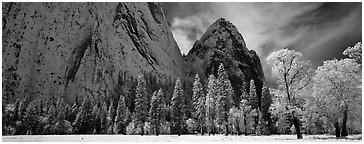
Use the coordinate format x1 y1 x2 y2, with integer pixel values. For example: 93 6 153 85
2 2 185 103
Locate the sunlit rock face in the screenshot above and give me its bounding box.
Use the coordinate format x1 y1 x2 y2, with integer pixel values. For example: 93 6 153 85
185 18 265 107
2 2 185 103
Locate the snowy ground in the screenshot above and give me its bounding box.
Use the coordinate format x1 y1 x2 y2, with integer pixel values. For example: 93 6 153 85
2 134 362 142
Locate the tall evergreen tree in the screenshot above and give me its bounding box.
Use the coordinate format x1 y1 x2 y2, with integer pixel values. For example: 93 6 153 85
149 89 164 136
249 80 259 109
134 73 148 136
73 96 94 134
192 74 205 135
107 100 115 134
205 74 217 135
100 101 108 134
216 63 233 136
92 105 101 134
261 82 273 134
114 95 129 134
171 78 185 136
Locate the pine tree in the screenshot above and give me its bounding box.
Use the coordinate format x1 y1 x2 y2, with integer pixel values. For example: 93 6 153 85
92 105 101 134
100 101 108 134
134 73 148 136
149 89 164 136
171 78 185 136
107 100 115 134
192 74 205 135
73 96 94 134
261 82 273 134
205 74 217 135
249 79 260 135
249 79 259 109
69 101 78 124
216 63 233 136
114 95 129 134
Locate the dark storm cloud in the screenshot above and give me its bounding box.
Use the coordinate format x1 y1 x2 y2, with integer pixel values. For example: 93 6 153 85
161 2 362 88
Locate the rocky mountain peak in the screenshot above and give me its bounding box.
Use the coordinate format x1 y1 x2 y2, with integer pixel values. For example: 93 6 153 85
191 18 247 54
185 17 265 108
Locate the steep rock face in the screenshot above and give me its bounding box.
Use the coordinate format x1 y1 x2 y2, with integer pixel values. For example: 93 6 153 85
2 2 185 103
185 18 265 107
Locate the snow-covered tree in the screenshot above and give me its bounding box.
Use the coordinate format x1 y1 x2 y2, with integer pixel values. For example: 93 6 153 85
134 73 148 136
228 106 243 135
313 58 361 138
114 95 130 134
205 74 217 135
249 80 259 109
107 100 115 134
216 63 233 136
149 89 164 136
171 78 185 136
343 42 362 62
100 101 108 134
73 96 94 134
266 49 312 139
192 74 205 134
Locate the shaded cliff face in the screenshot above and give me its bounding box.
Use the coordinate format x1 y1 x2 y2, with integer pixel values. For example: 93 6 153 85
2 2 185 103
185 18 265 107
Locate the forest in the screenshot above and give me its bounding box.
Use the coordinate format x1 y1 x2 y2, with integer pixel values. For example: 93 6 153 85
2 42 361 139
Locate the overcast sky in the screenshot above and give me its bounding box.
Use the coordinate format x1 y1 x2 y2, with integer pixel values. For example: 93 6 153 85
161 2 362 88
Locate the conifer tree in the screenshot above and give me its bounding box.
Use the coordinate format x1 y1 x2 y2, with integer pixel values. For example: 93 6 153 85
69 101 78 124
249 79 259 109
107 100 115 134
92 105 101 134
114 95 129 134
100 101 108 134
134 73 148 136
73 96 94 134
149 89 164 136
216 63 233 136
171 78 185 136
205 74 217 135
261 82 273 134
192 74 205 135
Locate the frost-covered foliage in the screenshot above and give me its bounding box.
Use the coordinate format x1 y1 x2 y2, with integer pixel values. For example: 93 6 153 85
266 49 312 139
134 73 148 136
171 78 186 136
313 58 361 137
216 63 234 136
266 49 312 101
205 74 217 135
192 74 205 134
343 42 362 62
114 95 130 134
73 96 94 134
149 89 165 135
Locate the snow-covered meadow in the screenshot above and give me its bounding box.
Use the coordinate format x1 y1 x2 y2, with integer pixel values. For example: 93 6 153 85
3 134 362 142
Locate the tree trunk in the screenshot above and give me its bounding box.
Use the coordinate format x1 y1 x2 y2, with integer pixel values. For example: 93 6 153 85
244 117 247 136
141 126 144 136
200 123 204 135
225 122 229 136
341 104 348 137
293 117 303 139
236 119 241 135
156 124 159 136
334 120 341 138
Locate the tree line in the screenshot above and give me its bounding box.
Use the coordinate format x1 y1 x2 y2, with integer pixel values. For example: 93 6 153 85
2 42 361 138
